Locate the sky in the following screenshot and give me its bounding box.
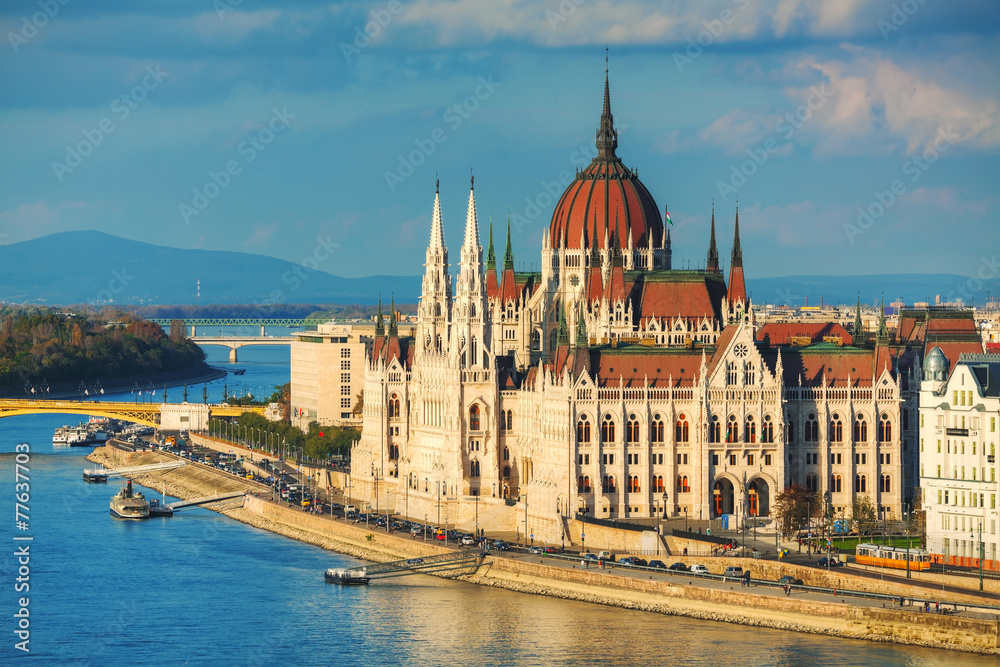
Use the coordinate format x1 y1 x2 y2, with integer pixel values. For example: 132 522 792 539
1 0 998 283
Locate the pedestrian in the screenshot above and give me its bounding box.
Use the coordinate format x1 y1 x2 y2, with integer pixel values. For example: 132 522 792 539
744 571 751 588
935 602 940 614
683 547 688 556
783 584 790 596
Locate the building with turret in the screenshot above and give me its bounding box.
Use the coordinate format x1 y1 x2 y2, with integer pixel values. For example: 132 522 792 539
346 65 931 542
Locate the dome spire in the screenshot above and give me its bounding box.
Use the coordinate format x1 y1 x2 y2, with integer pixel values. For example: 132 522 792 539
596 47 618 160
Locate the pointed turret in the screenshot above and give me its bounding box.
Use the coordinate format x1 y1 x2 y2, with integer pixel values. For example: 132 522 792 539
665 226 672 270
500 213 518 303
485 215 498 298
595 49 618 160
853 294 864 344
417 179 451 358
375 295 385 337
727 205 746 307
429 177 445 250
576 304 589 348
707 203 720 274
388 294 398 338
556 306 569 346
503 215 514 271
876 293 889 342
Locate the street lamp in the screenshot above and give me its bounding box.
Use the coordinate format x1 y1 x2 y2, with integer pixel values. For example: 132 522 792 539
659 492 668 555
973 521 984 591
523 493 530 550
904 508 912 579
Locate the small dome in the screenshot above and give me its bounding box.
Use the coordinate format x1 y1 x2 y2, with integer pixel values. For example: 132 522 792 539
923 346 948 380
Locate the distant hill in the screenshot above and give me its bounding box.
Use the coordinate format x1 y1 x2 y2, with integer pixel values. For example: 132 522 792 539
0 231 421 306
1 231 994 308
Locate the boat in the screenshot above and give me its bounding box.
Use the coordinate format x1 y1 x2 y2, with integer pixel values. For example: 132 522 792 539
148 499 174 517
232 368 246 375
109 480 149 519
83 468 108 483
53 427 70 445
324 568 369 585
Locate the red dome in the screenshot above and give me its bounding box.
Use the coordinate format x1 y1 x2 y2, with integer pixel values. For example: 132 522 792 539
549 158 663 250
548 66 663 250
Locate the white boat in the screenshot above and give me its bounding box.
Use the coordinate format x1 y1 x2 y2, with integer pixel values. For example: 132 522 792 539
110 480 149 519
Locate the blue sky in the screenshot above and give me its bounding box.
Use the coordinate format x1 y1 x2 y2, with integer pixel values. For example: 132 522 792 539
1 0 998 281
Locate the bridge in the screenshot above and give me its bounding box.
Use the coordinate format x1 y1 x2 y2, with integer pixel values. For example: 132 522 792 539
84 461 188 479
190 335 295 362
326 550 486 584
167 490 246 510
0 398 264 429
149 319 327 337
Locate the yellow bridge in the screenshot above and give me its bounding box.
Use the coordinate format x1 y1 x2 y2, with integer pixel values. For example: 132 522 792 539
0 399 264 428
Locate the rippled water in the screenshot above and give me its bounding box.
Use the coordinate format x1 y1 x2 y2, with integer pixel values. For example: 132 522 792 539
1 347 997 665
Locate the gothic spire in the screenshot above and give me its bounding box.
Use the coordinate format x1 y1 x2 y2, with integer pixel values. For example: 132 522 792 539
462 171 480 250
388 294 398 337
503 212 514 271
576 304 589 348
731 203 743 268
556 305 569 346
486 214 496 271
429 177 445 250
876 293 889 342
707 202 719 274
596 48 618 160
375 294 385 337
854 293 863 342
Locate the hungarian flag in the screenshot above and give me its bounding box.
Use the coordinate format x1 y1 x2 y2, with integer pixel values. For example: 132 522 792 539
664 207 673 225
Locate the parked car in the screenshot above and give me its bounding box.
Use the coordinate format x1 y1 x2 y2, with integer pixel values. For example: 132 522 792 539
778 575 804 586
582 553 599 561
689 564 709 574
817 557 844 568
460 535 477 546
493 541 511 551
723 566 744 578
647 560 666 569
528 546 543 554
668 562 688 571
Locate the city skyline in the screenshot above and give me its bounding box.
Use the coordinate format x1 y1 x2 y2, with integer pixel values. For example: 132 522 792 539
1 1 998 280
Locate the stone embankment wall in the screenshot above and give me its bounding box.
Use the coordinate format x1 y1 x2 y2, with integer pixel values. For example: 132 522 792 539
87 445 1000 655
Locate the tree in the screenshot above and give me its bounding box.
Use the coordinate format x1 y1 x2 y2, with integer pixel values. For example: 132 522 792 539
70 323 83 347
852 495 878 539
773 485 818 538
169 319 186 343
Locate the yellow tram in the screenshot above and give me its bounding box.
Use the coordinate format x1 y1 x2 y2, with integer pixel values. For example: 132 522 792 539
855 543 932 571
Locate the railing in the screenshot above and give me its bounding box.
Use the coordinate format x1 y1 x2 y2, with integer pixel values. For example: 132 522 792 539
671 528 737 547
575 513 651 533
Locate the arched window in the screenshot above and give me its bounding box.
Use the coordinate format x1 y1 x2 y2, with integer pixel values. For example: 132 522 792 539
469 405 481 431
577 415 591 443
727 361 738 386
744 415 757 444
786 418 795 443
745 362 756 386
602 475 616 493
761 415 774 443
578 476 592 493
709 415 721 443
830 414 843 442
435 334 442 351
806 474 818 492
726 415 739 443
470 337 478 365
503 466 511 478
651 414 665 444
855 474 867 493
626 414 640 444
388 395 400 418
878 413 892 443
879 474 891 493
653 475 664 492
601 415 616 444
677 475 690 493
831 474 842 493
470 460 480 477
628 475 640 493
805 413 818 442
675 414 689 443
503 446 510 461
854 416 868 442
500 409 513 431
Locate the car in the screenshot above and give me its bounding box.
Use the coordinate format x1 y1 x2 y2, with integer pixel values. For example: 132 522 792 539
435 530 447 540
778 575 804 586
647 560 667 569
723 566 744 578
668 562 688 571
618 557 640 566
460 536 477 546
582 553 599 561
544 546 559 553
689 564 709 574
528 546 543 554
493 541 511 551
817 557 844 568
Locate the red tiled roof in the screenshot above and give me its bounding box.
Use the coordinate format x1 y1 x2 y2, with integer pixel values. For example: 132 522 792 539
589 348 703 387
605 264 627 303
761 348 877 387
706 326 738 376
548 158 663 250
485 268 498 300
637 275 726 325
727 265 746 305
757 322 853 346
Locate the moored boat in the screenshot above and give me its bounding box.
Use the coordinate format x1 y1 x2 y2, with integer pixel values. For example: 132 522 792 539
110 480 149 519
83 468 109 483
324 568 369 585
148 499 174 517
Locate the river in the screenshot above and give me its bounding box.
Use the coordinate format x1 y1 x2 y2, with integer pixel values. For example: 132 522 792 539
1 345 997 664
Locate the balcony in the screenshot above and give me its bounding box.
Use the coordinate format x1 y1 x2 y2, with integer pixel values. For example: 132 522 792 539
945 428 969 437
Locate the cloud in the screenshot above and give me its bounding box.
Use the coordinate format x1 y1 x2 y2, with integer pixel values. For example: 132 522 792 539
0 201 62 242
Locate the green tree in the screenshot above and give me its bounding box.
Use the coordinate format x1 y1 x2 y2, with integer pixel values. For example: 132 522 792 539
852 495 878 539
773 485 818 537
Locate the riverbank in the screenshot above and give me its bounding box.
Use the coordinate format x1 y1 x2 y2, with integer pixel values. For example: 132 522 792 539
87 446 1000 656
0 363 227 399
